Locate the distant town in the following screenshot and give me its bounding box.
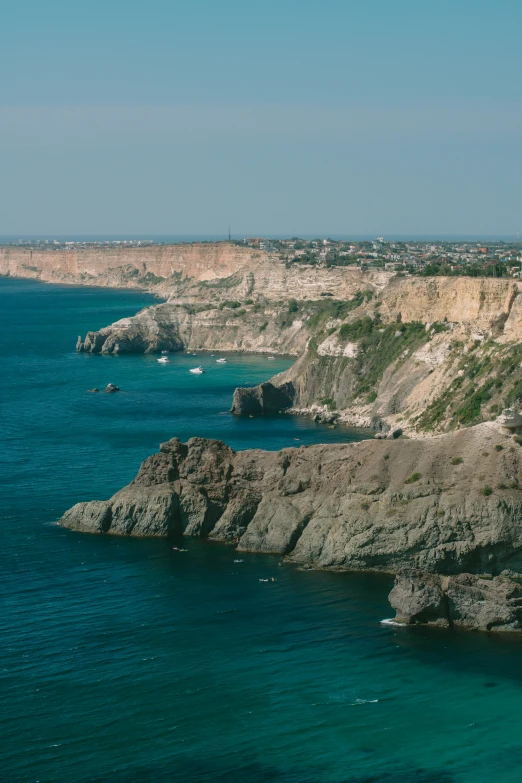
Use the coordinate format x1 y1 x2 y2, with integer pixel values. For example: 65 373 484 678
3 236 522 278
241 237 522 278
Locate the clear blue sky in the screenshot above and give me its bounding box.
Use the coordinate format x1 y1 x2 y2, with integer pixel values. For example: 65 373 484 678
1 0 521 236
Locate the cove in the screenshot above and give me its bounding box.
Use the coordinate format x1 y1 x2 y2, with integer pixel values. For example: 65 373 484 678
2 277 522 783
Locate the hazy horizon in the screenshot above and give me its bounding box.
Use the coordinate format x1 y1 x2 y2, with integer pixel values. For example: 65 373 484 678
2 0 521 236
2 233 521 244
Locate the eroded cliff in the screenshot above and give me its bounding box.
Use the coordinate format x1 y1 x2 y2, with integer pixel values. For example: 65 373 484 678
0 243 264 294
59 423 522 630
76 272 522 434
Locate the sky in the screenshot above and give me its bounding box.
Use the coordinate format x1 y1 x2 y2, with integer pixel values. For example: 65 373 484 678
1 0 521 237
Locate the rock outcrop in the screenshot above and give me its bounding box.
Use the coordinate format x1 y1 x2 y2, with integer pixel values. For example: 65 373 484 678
389 570 522 631
230 382 295 415
59 423 522 630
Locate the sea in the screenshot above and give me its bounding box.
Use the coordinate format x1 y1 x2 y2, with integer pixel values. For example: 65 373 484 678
1 276 522 783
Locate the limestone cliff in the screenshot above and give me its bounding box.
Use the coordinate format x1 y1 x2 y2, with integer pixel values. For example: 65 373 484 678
13 241 522 435
0 242 390 301
77 300 312 356
230 278 522 434
59 423 522 631
76 273 522 434
0 243 264 295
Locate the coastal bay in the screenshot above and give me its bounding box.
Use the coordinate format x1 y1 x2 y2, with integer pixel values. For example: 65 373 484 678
3 278 522 782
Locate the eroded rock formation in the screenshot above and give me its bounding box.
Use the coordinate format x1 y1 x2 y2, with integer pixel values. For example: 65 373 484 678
389 570 522 631
59 423 522 630
73 269 522 435
230 382 295 415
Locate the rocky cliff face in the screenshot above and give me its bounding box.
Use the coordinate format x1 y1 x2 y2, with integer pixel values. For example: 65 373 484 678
75 270 522 435
229 278 522 435
77 301 312 355
0 243 391 301
59 424 522 629
0 243 264 294
389 569 522 631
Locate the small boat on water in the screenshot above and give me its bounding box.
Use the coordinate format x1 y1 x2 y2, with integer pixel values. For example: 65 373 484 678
189 366 204 374
267 356 275 360
161 350 169 355
157 356 169 363
216 358 227 364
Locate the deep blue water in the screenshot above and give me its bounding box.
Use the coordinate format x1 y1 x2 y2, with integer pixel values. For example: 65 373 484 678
1 277 522 783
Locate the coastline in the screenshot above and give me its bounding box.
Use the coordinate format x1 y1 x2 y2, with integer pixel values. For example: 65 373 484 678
59 424 522 632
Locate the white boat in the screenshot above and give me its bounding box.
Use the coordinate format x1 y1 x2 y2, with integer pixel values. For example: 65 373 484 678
216 358 227 364
267 356 275 360
157 356 169 363
161 350 169 355
189 366 204 374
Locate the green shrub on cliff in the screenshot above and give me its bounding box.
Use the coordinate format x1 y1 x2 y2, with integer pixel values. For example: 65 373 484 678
339 318 428 398
141 272 165 284
199 272 243 290
219 300 242 309
319 397 336 410
338 316 375 341
454 381 495 425
306 290 373 332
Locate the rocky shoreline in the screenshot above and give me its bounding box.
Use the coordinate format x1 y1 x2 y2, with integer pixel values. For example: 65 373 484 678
59 423 522 632
15 250 522 631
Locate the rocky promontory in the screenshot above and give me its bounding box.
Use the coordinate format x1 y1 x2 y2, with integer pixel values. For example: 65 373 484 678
389 569 522 631
60 423 522 630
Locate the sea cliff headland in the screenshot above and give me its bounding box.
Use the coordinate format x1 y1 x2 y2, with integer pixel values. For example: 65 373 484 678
59 424 522 631
8 240 522 630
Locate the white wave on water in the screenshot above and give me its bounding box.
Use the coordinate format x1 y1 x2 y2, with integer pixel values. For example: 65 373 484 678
380 618 406 627
351 699 379 705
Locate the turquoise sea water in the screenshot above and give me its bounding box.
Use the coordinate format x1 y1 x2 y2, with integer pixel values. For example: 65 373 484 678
1 277 522 783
